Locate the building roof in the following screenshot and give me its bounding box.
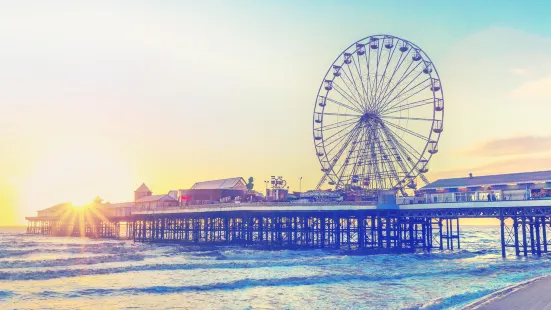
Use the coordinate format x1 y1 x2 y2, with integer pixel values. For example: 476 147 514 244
190 177 247 190
135 183 151 193
105 202 135 209
37 202 72 213
422 170 551 190
135 194 176 203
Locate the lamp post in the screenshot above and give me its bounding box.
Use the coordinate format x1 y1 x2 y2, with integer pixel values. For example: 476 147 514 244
299 177 303 194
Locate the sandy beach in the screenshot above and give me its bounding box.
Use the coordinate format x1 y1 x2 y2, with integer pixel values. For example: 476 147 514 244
465 275 551 310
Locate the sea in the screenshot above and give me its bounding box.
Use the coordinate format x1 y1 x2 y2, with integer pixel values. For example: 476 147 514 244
1 226 551 310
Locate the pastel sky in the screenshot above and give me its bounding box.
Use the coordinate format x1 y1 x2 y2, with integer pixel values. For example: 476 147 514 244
2 1 551 225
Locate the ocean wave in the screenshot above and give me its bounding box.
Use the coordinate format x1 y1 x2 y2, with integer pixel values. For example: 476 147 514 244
0 255 527 283
0 250 35 259
33 271 465 298
419 289 496 309
0 290 15 300
0 244 140 258
0 254 146 269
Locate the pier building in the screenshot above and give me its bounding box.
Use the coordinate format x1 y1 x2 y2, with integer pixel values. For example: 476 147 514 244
178 177 247 205
420 170 551 203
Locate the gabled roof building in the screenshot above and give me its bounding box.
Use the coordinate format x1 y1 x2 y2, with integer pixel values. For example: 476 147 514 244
191 177 247 190
419 170 551 203
180 177 247 205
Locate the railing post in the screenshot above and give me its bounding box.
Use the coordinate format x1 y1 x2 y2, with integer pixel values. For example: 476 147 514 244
335 217 341 249
358 216 364 249
530 217 536 255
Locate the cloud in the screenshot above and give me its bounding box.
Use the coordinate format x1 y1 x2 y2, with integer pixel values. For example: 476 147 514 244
510 75 551 100
464 135 551 157
510 68 529 77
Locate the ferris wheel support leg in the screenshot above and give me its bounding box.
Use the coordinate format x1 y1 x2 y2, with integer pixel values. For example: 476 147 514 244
316 174 328 190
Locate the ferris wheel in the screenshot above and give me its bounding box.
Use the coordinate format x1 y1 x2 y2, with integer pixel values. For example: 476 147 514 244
313 34 444 194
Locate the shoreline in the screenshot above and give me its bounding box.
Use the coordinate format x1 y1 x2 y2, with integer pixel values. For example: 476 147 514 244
462 274 551 309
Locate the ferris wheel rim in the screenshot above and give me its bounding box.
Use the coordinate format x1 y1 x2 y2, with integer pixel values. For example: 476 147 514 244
313 34 444 192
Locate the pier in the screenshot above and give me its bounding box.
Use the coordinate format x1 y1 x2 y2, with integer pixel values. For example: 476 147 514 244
25 200 551 257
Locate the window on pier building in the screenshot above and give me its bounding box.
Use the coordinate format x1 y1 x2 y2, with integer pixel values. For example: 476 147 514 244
478 192 500 201
454 192 473 202
432 194 447 203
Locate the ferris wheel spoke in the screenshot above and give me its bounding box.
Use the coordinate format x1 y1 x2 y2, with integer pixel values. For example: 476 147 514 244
322 112 362 118
350 55 371 110
362 126 378 189
372 45 398 110
334 131 363 185
370 44 385 111
322 121 361 148
373 134 388 188
335 75 367 110
376 63 423 111
379 48 407 94
381 131 417 181
321 125 362 151
378 51 417 99
352 126 371 180
380 139 402 189
329 126 363 181
382 123 426 159
381 119 430 141
379 127 415 178
380 83 432 115
323 123 362 156
378 75 429 112
322 126 362 184
325 97 364 114
368 128 381 189
320 117 360 131
376 64 424 112
364 48 375 112
343 61 369 111
381 115 434 122
332 83 366 111
374 48 412 107
376 132 393 189
340 67 369 111
382 98 433 115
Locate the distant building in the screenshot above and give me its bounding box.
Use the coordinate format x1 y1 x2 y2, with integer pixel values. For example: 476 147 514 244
35 202 72 218
105 202 134 217
134 183 152 201
266 188 288 201
179 177 247 205
132 183 178 210
419 170 551 203
135 194 178 210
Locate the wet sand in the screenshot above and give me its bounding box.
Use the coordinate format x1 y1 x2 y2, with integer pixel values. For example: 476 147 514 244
464 275 551 310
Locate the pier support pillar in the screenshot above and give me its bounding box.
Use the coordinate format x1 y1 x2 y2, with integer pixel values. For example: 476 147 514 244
513 217 520 256
500 214 506 258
